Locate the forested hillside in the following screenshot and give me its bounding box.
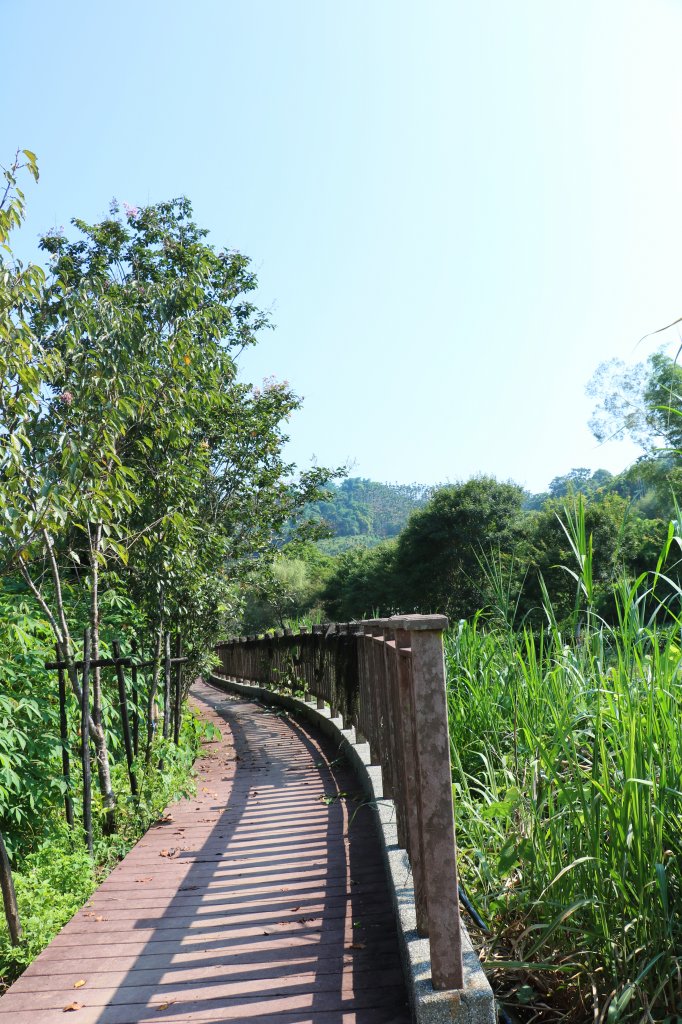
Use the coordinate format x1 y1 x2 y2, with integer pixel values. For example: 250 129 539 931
306 478 436 552
240 348 682 632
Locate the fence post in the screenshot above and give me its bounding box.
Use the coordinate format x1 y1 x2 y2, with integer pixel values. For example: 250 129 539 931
406 615 462 990
113 640 137 797
0 828 21 945
173 635 183 745
81 628 93 857
131 640 139 758
162 631 171 740
56 643 75 829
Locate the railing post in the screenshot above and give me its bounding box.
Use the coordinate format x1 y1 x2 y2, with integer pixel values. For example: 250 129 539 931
406 615 463 990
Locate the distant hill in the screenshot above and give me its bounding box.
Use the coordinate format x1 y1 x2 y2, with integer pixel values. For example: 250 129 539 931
307 478 437 545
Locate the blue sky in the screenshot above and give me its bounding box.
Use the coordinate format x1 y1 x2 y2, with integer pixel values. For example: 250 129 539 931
5 0 682 491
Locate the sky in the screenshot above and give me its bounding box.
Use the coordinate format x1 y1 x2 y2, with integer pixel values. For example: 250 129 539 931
4 0 682 492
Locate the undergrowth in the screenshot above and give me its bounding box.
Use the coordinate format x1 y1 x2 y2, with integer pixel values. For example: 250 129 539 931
446 507 682 1023
0 708 211 992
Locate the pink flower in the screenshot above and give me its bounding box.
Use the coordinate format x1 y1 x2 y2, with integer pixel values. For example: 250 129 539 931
123 202 140 220
58 391 73 406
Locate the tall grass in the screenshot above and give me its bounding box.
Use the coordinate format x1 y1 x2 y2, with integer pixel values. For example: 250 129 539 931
445 507 682 1022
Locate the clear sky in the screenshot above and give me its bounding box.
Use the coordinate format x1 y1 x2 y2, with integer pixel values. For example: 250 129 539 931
5 0 682 492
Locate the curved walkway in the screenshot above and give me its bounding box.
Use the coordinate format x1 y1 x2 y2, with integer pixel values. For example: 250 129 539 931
0 679 411 1023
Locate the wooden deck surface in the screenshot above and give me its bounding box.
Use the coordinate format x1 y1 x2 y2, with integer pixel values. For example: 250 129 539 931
0 679 411 1023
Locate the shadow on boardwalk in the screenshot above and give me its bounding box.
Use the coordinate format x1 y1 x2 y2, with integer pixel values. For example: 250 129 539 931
0 679 411 1023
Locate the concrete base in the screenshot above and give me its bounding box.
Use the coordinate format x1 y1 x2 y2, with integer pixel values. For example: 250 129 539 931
208 673 496 1024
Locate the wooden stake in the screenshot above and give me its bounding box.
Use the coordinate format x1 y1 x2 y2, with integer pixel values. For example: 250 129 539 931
82 628 93 856
131 642 139 759
0 828 22 946
56 644 74 829
162 631 172 741
113 640 137 797
173 635 183 745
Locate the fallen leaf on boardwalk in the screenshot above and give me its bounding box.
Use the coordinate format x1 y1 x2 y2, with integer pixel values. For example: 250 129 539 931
156 813 174 824
63 1001 84 1012
159 848 179 858
73 980 86 989
348 943 366 950
94 916 105 922
135 877 153 883
289 906 301 912
156 1000 175 1011
263 929 271 935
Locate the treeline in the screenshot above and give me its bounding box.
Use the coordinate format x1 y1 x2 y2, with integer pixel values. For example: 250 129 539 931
320 478 666 626
243 347 682 632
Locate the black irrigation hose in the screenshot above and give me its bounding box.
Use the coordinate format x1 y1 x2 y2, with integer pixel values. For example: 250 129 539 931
458 884 517 1024
458 883 490 934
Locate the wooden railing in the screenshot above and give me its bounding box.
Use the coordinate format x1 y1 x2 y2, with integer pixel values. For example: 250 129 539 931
215 614 463 991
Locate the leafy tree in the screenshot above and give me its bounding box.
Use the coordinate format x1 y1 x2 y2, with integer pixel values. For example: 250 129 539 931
548 467 613 500
1 191 331 827
241 544 333 631
520 494 667 627
322 541 399 620
588 352 682 451
392 478 525 618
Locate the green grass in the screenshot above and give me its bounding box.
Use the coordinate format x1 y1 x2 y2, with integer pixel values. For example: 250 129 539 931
445 510 682 1022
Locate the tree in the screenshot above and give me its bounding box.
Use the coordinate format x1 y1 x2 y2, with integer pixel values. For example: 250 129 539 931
392 478 525 618
588 352 682 451
241 544 333 631
519 493 667 628
1 192 331 826
322 540 399 620
548 467 613 500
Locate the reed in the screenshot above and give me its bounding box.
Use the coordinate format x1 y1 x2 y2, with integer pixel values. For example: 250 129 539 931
445 505 682 1021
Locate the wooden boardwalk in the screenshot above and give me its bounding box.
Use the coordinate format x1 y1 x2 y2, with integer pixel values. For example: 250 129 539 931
0 679 411 1024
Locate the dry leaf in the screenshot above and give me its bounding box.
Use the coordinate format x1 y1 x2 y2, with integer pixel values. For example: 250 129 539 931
156 1000 175 1011
135 877 153 883
348 943 366 950
73 980 86 989
63 1001 84 1012
94 915 105 922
